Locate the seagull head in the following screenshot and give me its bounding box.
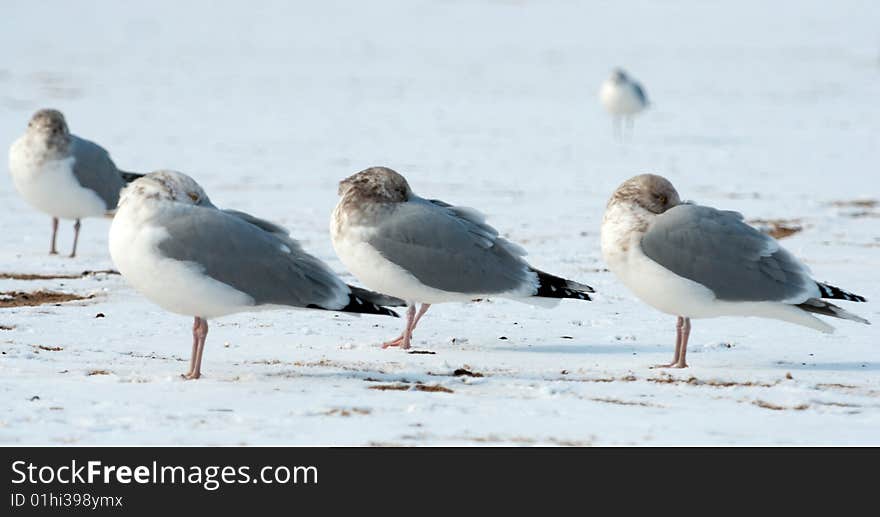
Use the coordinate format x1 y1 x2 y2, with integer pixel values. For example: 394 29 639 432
337 166 412 204
26 109 70 148
119 170 214 208
610 174 681 215
610 68 628 82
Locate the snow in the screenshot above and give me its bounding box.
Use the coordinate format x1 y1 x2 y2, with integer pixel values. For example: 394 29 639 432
1 0 878 445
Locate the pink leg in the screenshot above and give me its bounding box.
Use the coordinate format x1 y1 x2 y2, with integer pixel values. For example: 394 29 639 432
50 217 59 255
383 305 415 349
673 318 691 368
382 304 431 350
69 219 81 258
183 317 208 380
183 317 200 377
654 316 685 368
400 303 430 350
411 303 430 331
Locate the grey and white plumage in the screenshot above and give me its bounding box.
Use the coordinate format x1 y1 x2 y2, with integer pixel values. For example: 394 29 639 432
599 68 648 139
8 109 142 256
109 170 401 379
600 68 648 115
641 205 817 303
331 166 594 350
600 173 869 368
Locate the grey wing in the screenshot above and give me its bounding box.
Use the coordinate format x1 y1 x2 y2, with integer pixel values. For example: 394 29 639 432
632 82 648 106
69 135 126 210
222 209 321 263
158 208 350 309
640 204 817 303
222 209 292 239
367 197 536 294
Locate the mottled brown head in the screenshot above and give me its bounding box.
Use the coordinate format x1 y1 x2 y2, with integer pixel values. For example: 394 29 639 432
26 109 70 150
28 109 69 135
610 174 681 214
337 166 412 204
119 170 213 208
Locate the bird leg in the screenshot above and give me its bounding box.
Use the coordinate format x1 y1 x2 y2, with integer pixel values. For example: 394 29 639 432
382 305 416 349
184 317 200 377
613 116 622 141
625 116 634 142
69 219 81 258
382 303 433 350
673 317 691 368
411 303 430 332
387 304 431 350
50 217 59 255
654 316 685 368
183 317 208 380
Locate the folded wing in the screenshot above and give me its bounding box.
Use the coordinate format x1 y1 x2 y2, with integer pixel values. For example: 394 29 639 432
367 197 537 295
158 208 352 310
70 135 126 210
640 204 817 303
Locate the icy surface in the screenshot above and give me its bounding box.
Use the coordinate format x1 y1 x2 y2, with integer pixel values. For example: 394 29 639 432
0 0 878 445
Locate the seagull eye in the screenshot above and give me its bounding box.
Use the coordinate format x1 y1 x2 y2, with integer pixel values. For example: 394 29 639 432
656 194 667 205
187 192 199 202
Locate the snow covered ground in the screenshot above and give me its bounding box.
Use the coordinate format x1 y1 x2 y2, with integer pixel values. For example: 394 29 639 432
1 0 878 445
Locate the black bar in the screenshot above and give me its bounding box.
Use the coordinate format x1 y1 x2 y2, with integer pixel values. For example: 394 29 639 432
0 448 876 513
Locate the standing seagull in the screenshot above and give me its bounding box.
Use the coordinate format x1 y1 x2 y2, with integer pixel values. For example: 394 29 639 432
109 170 401 379
331 166 594 350
601 174 869 368
599 68 649 140
9 109 142 257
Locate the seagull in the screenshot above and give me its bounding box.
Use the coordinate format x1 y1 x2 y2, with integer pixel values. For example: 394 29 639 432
599 68 648 140
331 166 594 350
600 174 870 368
109 170 402 379
9 109 143 257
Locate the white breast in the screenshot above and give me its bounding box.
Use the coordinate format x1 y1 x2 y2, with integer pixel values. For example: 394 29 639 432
9 137 108 220
599 80 645 116
109 201 256 319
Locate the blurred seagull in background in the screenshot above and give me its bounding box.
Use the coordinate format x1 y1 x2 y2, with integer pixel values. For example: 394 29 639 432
599 68 649 140
331 166 594 350
9 109 143 257
601 174 869 368
109 170 402 379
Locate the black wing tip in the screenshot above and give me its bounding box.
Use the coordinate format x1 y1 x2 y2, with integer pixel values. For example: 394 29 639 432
347 285 406 307
798 299 870 325
120 171 145 183
310 294 400 317
339 294 400 318
817 282 867 303
533 270 594 301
